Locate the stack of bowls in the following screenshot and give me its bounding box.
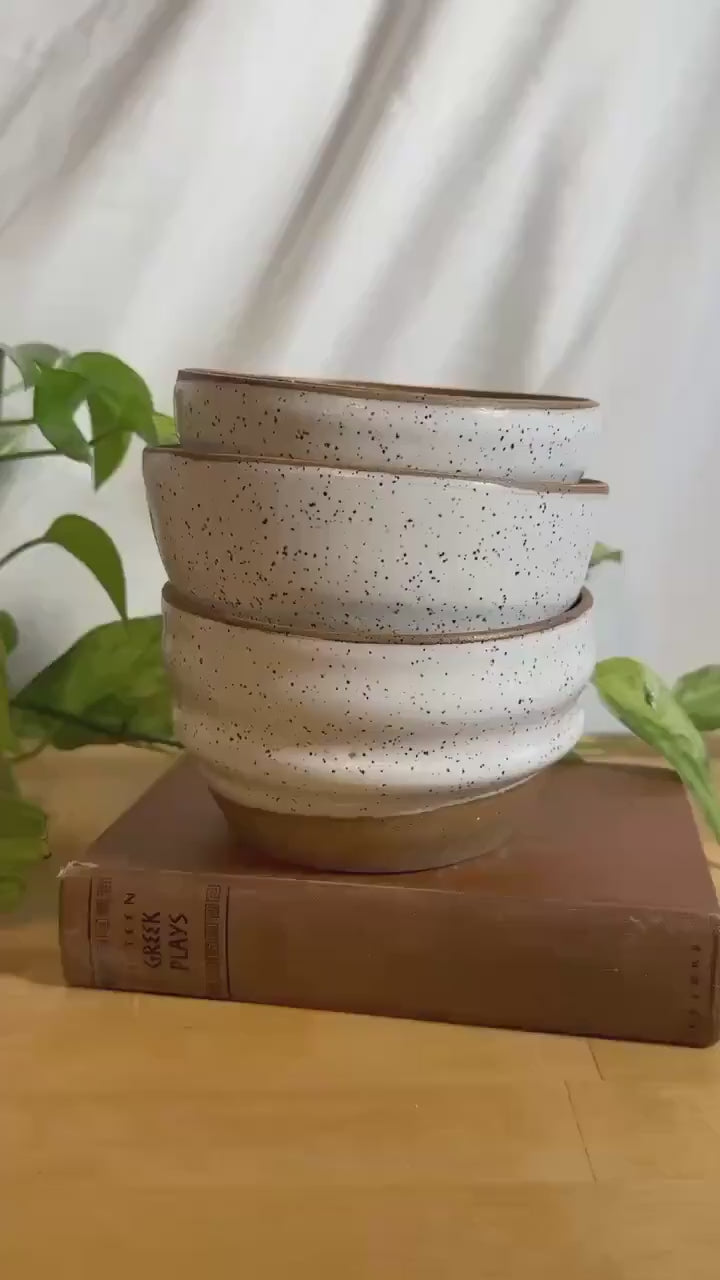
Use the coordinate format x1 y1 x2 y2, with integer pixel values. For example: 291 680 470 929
144 371 606 872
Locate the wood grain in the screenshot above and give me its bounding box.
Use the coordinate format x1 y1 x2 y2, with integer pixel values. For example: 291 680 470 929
1 745 719 1278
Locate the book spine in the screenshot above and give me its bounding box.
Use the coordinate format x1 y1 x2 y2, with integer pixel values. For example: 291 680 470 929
59 863 720 1047
59 863 230 999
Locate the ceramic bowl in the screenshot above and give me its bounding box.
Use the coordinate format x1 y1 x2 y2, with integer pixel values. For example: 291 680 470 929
162 587 595 870
144 448 607 637
174 369 600 483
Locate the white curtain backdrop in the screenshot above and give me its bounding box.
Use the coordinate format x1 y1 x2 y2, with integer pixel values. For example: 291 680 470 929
1 0 719 729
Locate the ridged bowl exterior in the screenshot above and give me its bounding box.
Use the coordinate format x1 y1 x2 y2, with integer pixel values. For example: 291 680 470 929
162 589 595 820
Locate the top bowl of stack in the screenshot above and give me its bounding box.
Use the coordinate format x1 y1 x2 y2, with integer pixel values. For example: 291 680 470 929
174 370 599 483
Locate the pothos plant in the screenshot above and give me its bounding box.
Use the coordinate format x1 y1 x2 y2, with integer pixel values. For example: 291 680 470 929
0 342 719 909
0 343 178 908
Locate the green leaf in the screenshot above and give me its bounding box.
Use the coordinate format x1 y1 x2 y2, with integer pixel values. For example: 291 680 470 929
0 788 47 907
0 428 23 455
11 616 175 750
0 644 15 752
92 425 132 488
33 367 91 462
65 351 155 444
87 389 132 488
593 657 720 840
0 756 18 794
589 542 623 568
0 610 18 655
42 515 127 619
0 876 28 910
1 342 63 387
0 788 47 911
151 412 178 445
0 788 46 844
1 520 125 617
674 665 720 733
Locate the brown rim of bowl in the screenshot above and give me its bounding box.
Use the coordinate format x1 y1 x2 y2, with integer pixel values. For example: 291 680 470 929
161 583 594 646
144 446 609 496
176 368 598 411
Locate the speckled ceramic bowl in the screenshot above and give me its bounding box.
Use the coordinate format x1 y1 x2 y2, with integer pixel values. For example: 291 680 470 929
174 369 600 484
162 586 595 871
144 448 606 637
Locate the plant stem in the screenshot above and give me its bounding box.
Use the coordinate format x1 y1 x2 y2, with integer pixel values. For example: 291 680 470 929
9 738 49 764
88 427 124 445
0 418 33 428
11 699 179 749
0 538 44 573
690 773 720 842
0 450 58 463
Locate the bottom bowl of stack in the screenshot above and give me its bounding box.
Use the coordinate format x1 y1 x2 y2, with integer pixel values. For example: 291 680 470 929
162 586 595 873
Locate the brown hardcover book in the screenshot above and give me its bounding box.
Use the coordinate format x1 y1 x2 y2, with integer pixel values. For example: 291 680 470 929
59 758 720 1046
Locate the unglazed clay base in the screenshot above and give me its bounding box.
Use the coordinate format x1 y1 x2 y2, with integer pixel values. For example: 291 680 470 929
211 775 544 873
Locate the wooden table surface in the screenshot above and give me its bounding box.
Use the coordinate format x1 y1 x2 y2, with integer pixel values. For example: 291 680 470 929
2 746 720 1279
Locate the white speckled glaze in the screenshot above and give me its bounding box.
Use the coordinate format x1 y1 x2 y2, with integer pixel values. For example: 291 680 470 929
162 587 595 819
175 370 600 484
144 449 606 636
